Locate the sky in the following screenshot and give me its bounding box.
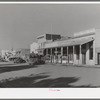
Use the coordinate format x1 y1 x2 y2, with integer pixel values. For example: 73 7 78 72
0 4 100 50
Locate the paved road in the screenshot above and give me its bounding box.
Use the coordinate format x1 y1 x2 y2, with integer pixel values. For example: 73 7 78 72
0 63 100 87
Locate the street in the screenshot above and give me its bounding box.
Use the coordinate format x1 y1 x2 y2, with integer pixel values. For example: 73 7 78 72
0 63 100 87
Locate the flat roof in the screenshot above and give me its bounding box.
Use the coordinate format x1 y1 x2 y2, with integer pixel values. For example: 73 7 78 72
37 33 61 39
73 28 95 37
37 34 45 39
71 37 94 46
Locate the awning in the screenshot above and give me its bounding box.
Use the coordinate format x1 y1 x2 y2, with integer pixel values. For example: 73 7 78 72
44 37 94 49
58 37 94 47
71 37 94 46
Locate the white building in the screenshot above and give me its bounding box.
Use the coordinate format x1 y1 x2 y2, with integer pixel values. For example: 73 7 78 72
1 50 16 61
37 34 61 55
30 42 39 54
34 28 100 65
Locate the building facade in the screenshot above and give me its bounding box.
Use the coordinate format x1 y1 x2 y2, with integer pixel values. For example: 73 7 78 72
37 34 61 55
30 42 39 54
35 28 100 65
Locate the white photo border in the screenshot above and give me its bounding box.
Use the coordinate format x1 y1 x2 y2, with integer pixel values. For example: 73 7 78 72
0 2 100 99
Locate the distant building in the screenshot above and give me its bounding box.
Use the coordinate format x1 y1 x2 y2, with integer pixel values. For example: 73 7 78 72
30 42 39 54
1 50 16 61
16 48 30 60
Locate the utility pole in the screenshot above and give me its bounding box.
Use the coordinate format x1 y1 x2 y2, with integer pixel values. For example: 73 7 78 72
51 24 53 41
11 40 14 51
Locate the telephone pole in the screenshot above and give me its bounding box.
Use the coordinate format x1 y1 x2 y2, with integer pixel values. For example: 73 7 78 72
51 24 53 41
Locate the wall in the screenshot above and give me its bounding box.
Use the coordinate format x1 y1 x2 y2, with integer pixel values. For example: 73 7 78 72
73 46 80 65
46 34 61 41
45 41 59 48
37 34 46 49
37 34 62 49
95 29 100 64
73 34 95 65
86 42 94 65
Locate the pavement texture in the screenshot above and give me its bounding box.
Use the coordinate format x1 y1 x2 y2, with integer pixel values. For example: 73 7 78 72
0 63 100 87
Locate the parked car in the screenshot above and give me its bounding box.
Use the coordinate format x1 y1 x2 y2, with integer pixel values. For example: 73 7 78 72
9 57 17 62
0 57 7 62
13 57 26 63
37 55 45 64
28 53 45 65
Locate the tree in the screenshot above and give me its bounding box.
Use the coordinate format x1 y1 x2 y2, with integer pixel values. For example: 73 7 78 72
29 52 35 58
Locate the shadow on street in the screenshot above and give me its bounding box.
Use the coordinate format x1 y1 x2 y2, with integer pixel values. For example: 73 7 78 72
0 65 38 74
32 77 79 87
0 74 81 88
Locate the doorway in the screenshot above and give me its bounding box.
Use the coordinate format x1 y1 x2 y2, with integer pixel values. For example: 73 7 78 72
82 53 86 64
98 53 100 65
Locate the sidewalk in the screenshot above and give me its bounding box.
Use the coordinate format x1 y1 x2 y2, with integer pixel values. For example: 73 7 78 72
0 61 14 65
0 62 29 67
73 64 100 68
46 62 100 68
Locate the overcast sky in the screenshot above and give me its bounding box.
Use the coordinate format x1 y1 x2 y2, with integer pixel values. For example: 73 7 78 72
0 4 100 50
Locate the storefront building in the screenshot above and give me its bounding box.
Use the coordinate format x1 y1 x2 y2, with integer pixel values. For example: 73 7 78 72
36 28 100 65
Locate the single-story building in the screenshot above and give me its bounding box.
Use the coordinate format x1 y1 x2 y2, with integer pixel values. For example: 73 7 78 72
38 28 100 65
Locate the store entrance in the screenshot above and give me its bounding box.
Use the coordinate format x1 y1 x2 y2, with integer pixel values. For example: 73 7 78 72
82 53 86 64
98 53 100 65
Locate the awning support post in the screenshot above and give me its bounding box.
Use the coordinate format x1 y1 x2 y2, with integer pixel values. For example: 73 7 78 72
50 48 52 63
73 46 74 64
67 46 69 64
80 45 82 64
46 48 48 55
61 47 63 64
55 48 57 64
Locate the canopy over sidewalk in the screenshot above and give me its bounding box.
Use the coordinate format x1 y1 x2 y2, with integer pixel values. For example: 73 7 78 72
44 37 94 48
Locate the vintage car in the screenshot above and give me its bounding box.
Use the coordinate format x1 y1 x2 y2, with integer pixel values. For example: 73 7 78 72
9 57 26 63
28 53 45 65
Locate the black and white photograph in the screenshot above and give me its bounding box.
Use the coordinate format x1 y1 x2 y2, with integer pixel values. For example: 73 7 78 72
0 3 100 88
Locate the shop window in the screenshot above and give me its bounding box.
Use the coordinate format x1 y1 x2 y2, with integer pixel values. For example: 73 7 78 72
75 46 80 60
63 47 67 56
68 47 73 61
89 41 93 60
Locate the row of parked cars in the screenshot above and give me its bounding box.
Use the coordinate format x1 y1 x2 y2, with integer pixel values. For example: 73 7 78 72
28 54 45 65
0 57 7 62
9 57 26 63
9 54 45 65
